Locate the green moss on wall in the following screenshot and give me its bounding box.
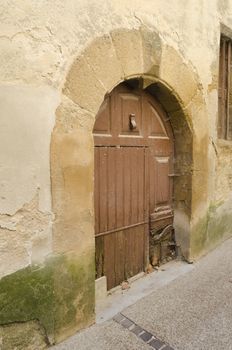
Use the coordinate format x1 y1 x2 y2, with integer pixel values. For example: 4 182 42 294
190 213 209 257
0 320 48 350
0 251 95 345
0 263 54 336
53 252 95 341
191 199 232 258
207 210 232 246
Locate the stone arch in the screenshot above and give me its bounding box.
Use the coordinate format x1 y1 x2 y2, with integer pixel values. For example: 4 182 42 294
50 26 206 337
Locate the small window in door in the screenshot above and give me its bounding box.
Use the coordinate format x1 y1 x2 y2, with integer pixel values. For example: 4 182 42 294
218 35 232 140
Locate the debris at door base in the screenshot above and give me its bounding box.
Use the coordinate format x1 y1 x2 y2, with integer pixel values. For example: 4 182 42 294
149 224 177 267
121 280 130 290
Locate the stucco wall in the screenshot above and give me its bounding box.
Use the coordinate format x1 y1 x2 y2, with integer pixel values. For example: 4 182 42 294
0 0 232 347
0 85 59 276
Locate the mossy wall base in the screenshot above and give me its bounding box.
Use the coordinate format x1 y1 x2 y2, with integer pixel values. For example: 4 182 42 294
0 252 95 348
191 197 232 259
0 321 48 350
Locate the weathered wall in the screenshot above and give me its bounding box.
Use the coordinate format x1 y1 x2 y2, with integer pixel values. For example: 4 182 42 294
0 0 232 347
0 85 58 278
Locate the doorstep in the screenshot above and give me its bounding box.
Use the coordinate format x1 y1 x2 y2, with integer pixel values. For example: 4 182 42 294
95 259 194 323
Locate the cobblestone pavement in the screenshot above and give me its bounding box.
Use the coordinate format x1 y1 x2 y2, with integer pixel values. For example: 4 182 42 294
53 237 232 350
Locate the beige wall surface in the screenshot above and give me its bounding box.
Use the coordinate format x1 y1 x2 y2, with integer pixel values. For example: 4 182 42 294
0 0 231 270
0 85 59 277
0 0 232 346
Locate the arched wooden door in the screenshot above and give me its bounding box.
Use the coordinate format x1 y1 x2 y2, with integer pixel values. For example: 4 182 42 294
94 83 174 290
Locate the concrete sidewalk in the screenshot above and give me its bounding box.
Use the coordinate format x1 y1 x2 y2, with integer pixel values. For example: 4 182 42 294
52 237 232 350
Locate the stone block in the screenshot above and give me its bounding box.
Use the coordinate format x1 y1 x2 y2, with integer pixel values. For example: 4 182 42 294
140 27 162 76
51 129 94 253
160 45 199 107
111 29 143 77
55 95 95 133
84 35 123 92
63 55 106 114
95 276 107 302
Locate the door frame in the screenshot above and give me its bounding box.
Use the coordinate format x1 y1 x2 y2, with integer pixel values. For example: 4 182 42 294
93 82 175 289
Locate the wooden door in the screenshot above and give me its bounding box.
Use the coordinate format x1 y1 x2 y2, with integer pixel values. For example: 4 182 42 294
94 84 174 290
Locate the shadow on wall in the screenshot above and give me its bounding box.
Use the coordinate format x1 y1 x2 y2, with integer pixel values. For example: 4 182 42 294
145 79 193 259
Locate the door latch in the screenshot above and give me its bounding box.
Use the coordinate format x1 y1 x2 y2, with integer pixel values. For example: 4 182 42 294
168 173 181 177
129 114 137 130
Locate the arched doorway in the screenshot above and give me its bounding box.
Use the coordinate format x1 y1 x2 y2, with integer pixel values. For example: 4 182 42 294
93 82 174 290
50 28 199 338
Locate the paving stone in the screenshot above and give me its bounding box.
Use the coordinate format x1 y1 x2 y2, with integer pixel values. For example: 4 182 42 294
113 312 173 349
148 338 165 349
120 317 134 329
113 313 125 323
130 324 144 336
139 331 153 342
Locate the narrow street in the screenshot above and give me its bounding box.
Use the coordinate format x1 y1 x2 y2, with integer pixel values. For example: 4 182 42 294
53 237 232 350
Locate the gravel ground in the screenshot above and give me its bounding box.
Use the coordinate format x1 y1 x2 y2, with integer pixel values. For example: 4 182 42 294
52 237 232 350
51 319 150 350
124 237 232 350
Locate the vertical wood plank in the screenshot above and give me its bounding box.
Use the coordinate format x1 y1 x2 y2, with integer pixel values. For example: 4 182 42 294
107 147 116 231
123 147 131 227
94 147 100 235
227 41 231 140
95 236 104 278
138 148 145 222
116 147 124 228
222 38 226 139
131 147 139 223
104 233 115 290
99 147 108 233
114 230 125 286
229 41 232 139
114 148 125 285
144 147 150 268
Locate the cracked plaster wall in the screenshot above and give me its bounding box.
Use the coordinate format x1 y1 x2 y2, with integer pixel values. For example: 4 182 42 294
0 84 59 278
0 0 230 87
0 193 53 279
0 0 232 344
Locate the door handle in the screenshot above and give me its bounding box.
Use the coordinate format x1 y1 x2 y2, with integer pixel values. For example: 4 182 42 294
129 114 137 130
